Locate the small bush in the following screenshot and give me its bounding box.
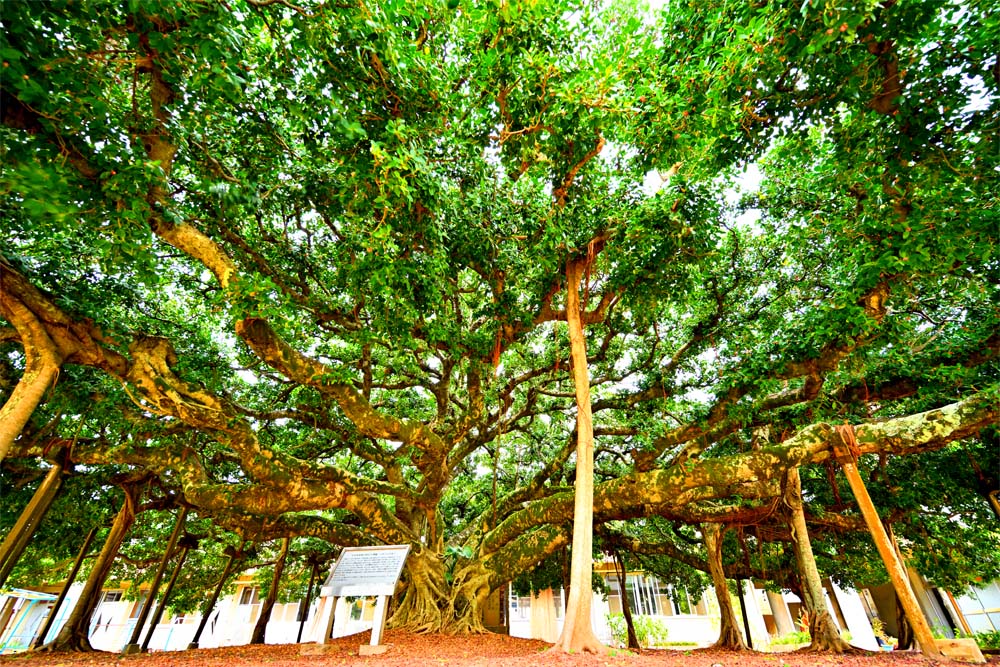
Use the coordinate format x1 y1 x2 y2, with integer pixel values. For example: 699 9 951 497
771 631 811 646
971 630 1000 650
929 627 999 649
607 613 670 648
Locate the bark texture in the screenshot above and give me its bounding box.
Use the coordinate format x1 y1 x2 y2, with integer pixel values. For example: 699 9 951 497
251 537 290 644
389 551 490 635
550 257 605 654
390 548 450 633
784 467 852 652
0 457 65 588
612 549 640 650
41 485 140 652
703 523 747 650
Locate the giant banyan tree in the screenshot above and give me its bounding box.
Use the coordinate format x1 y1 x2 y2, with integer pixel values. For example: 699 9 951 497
1 0 997 653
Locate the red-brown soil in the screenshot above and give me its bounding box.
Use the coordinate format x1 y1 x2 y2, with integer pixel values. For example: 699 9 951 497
2 631 995 667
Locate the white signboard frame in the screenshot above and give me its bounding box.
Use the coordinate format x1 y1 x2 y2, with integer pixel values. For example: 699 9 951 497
313 545 410 650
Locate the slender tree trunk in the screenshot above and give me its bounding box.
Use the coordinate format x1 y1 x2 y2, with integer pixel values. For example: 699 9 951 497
31 527 98 649
561 547 571 609
884 522 917 650
0 457 66 588
188 549 239 649
141 535 196 651
250 537 290 644
550 257 605 654
41 485 140 652
297 561 319 643
784 467 852 652
123 506 188 654
737 580 754 650
987 490 1000 521
612 549 640 649
703 523 747 650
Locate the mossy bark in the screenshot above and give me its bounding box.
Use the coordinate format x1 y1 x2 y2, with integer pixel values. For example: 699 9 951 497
443 561 492 634
389 548 451 633
704 523 747 650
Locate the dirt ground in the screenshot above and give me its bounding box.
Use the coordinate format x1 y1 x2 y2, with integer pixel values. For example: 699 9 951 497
2 631 996 667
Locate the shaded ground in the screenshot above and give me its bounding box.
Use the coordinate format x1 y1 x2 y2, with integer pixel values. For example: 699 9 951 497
2 631 996 667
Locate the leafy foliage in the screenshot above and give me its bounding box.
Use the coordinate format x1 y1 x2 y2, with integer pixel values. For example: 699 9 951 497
607 613 670 648
0 0 997 636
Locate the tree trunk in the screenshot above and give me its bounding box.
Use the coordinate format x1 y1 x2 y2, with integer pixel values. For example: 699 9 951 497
987 490 1000 521
550 257 605 654
0 294 65 462
31 526 97 649
141 536 196 651
297 561 319 643
784 467 852 652
188 549 239 649
389 548 450 633
389 548 492 634
896 594 914 650
0 456 66 588
40 485 140 652
612 549 640 650
123 506 188 654
703 523 747 650
250 537 290 644
737 580 754 650
443 560 492 634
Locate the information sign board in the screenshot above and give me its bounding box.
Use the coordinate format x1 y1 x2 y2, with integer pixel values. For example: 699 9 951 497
321 544 410 597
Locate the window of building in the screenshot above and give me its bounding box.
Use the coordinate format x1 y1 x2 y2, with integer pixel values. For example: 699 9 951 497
128 592 149 618
629 575 664 616
672 587 692 615
508 588 531 620
604 574 709 617
347 596 376 621
657 580 674 616
296 599 311 622
239 587 259 605
101 591 123 603
606 579 623 614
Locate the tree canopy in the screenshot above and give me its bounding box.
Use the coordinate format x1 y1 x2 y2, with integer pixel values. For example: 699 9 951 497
2 0 997 642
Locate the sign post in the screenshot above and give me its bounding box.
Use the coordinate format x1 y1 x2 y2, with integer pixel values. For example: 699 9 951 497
303 545 409 656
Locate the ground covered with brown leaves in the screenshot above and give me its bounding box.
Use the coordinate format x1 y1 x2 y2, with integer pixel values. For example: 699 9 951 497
2 631 996 667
